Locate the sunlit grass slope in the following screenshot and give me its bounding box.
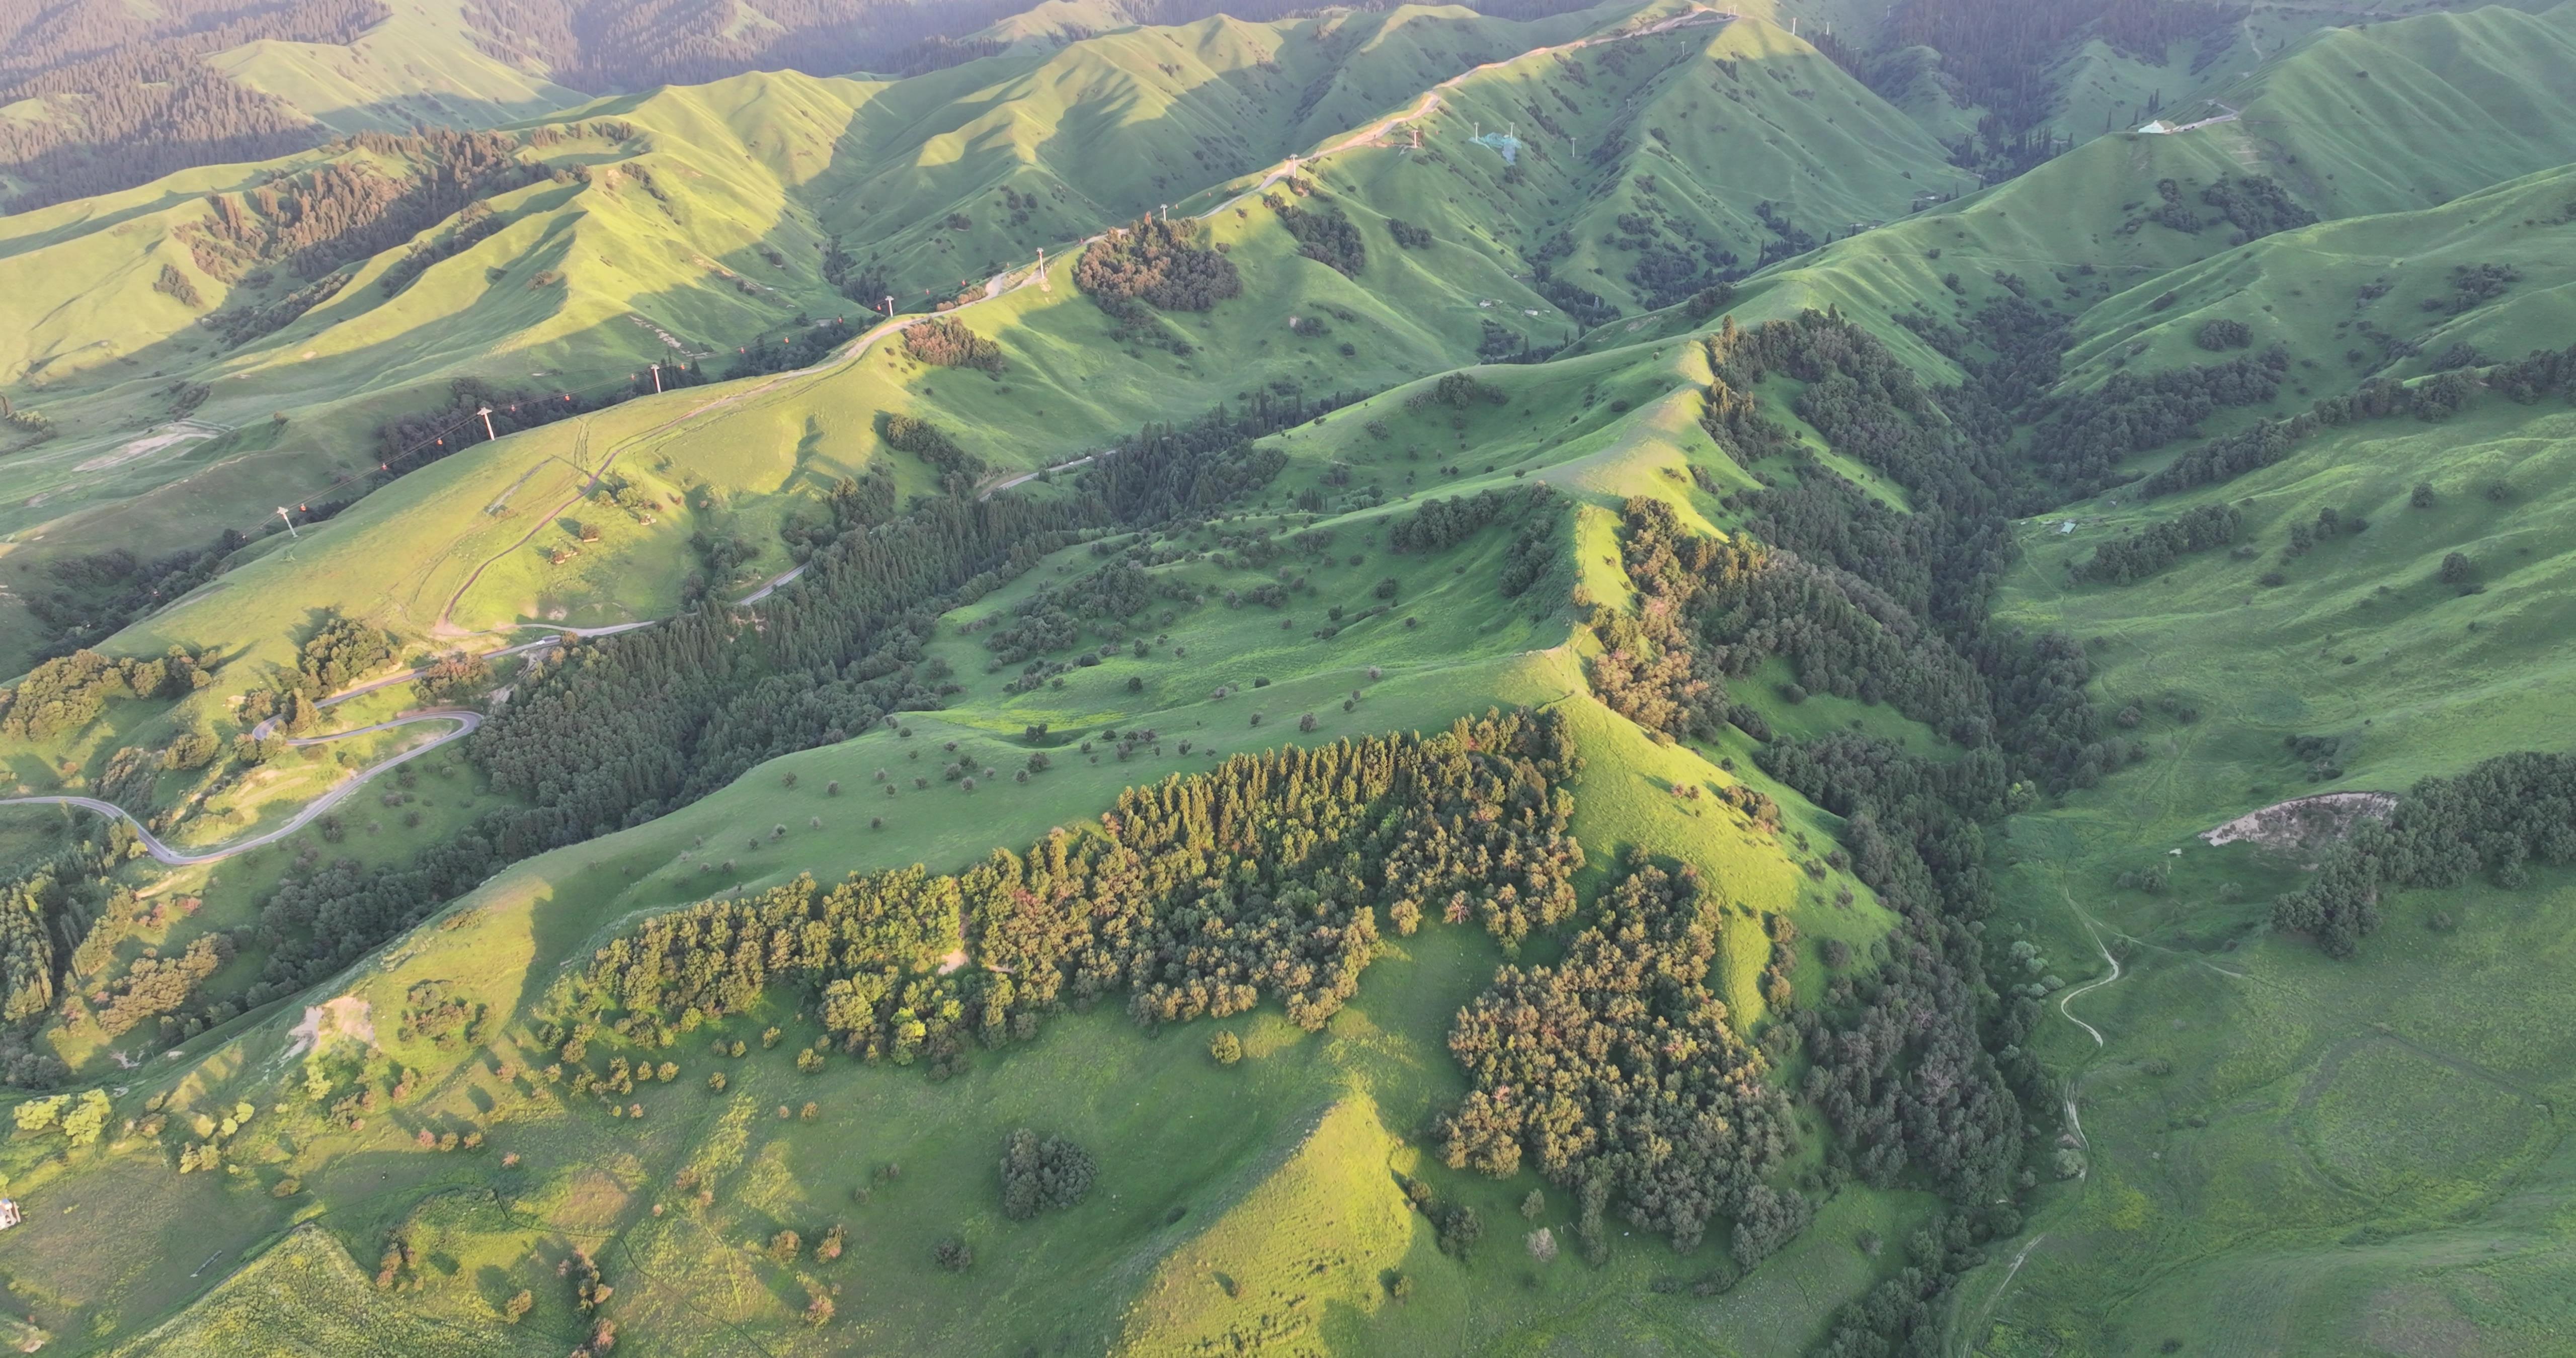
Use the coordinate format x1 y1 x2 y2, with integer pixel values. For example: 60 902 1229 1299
0 578 1900 1356
0 248 1954 1351
2058 159 2576 394
211 0 585 133
0 2 1656 675
1608 1 2576 382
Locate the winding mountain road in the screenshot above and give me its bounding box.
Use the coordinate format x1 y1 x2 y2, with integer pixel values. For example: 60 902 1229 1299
0 709 481 866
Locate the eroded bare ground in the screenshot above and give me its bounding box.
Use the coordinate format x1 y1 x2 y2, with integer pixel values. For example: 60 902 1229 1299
285 996 375 1057
2201 792 2396 853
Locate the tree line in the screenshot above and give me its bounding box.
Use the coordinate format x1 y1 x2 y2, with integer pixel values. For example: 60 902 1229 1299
0 648 216 742
181 130 555 286
560 711 1582 1074
2026 346 2289 494
222 393 1320 1008
2071 503 2240 584
1266 188 1367 279
2275 750 2576 956
2141 342 2576 496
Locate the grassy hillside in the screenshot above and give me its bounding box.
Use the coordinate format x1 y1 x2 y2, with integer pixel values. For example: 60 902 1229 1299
1961 385 2576 1351
3 2 2576 1355
0 487 1911 1353
0 2 1645 677
1594 2 2576 389
211 0 585 134
2058 159 2576 395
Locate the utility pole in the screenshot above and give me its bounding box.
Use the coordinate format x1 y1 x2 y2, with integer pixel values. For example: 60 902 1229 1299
478 405 497 441
1036 247 1049 291
275 506 298 539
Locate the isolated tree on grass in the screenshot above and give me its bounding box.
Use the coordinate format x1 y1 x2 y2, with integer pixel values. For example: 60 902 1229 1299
1000 1128 1096 1219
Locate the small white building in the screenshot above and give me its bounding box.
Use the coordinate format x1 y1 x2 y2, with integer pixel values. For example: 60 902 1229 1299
2137 120 2176 135
0 1199 20 1231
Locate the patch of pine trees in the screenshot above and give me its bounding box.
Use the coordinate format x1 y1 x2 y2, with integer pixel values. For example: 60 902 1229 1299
2071 503 2240 584
1439 854 1806 1261
562 711 1583 1069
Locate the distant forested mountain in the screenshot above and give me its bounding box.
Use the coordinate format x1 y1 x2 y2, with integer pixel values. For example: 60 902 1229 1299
0 0 390 209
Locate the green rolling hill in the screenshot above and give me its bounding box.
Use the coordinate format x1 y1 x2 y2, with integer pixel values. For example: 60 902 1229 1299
0 1 2572 1355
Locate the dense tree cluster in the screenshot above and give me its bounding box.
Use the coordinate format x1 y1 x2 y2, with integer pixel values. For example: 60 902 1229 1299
1586 498 1754 744
728 318 855 379
2071 504 2240 583
377 200 508 297
1698 371 1797 466
2197 175 2317 242
1691 311 2132 789
982 559 1171 666
457 0 1058 95
153 264 206 309
20 538 248 665
0 875 66 1029
1761 736 2030 1203
1265 192 1366 278
1388 483 1517 554
2027 347 2288 492
878 413 988 496
95 933 236 1037
181 131 548 284
0 845 253 1081
1886 0 2242 142
1439 855 1804 1259
2428 263 2520 316
1598 497 1998 753
1078 400 1311 519
199 271 354 349
475 494 1075 844
564 712 1583 1074
900 316 1004 374
2194 318 2251 352
294 614 397 695
2276 751 2576 956
1559 302 2101 1335
1811 1209 2019 1358
999 1129 1095 1218
246 830 506 1004
0 648 214 741
1407 373 1509 412
1073 216 1241 311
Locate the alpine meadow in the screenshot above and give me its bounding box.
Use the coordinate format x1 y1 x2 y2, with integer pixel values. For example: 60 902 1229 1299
4 0 2576 1352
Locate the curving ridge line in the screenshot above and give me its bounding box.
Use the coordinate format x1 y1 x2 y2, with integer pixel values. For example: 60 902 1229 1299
426 10 1738 635
0 710 480 866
